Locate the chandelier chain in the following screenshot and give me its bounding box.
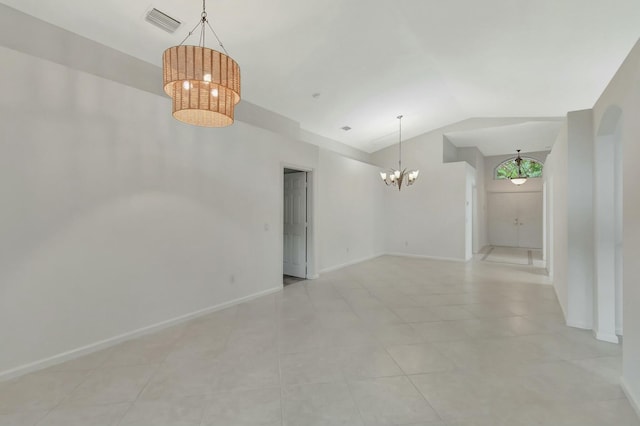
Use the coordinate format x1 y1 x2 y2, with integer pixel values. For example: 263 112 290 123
177 0 231 56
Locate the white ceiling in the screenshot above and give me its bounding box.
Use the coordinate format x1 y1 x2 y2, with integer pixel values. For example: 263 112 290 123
445 120 563 157
1 0 638 153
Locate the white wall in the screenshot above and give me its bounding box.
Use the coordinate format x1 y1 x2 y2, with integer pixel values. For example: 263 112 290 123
372 125 472 261
445 146 488 253
566 110 595 330
0 43 384 378
593 107 623 342
544 123 569 318
317 149 385 271
545 110 595 330
592 39 640 416
465 164 475 260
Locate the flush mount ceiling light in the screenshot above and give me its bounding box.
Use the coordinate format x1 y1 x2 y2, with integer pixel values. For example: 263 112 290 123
380 115 419 191
162 0 241 127
510 149 528 186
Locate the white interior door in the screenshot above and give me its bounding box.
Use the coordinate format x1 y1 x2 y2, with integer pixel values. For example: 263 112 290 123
516 192 543 248
283 172 307 278
488 192 543 248
488 192 518 247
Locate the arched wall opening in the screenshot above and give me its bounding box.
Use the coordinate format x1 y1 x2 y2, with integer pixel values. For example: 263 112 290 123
594 105 623 343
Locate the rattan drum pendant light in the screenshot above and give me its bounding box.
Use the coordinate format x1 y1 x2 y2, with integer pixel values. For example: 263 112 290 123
162 0 240 127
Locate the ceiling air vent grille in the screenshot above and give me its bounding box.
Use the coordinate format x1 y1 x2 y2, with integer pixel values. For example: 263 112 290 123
145 8 181 33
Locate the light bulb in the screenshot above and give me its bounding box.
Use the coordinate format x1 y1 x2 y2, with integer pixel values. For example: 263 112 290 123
182 80 191 90
380 172 387 180
203 73 212 83
211 88 219 97
394 170 401 179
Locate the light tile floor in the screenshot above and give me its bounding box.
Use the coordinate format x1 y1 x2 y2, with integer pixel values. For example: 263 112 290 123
1 255 638 425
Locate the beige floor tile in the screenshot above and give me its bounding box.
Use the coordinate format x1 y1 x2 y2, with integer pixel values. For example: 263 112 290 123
463 303 519 319
0 370 88 414
211 352 281 393
283 382 363 426
516 360 624 402
386 343 456 375
4 256 637 426
61 364 158 407
36 403 129 426
118 395 206 426
391 307 441 323
512 333 615 361
0 411 47 426
370 323 426 346
201 388 281 426
410 370 537 422
410 321 471 342
569 356 622 384
279 349 343 386
429 306 476 321
496 398 640 426
432 337 547 370
137 358 220 401
353 307 403 325
335 345 404 379
349 376 441 425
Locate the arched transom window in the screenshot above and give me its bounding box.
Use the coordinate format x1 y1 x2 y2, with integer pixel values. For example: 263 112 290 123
495 157 543 180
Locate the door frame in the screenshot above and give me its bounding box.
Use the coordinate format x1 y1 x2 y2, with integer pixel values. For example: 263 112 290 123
280 163 317 284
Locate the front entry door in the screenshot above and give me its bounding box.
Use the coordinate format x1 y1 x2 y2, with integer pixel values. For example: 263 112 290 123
283 172 307 278
488 192 542 248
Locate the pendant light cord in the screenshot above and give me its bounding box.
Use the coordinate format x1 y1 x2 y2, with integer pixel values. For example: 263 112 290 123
398 115 403 171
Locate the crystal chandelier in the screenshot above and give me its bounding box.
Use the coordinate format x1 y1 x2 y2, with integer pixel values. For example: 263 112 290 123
380 115 419 190
510 149 527 186
162 0 241 127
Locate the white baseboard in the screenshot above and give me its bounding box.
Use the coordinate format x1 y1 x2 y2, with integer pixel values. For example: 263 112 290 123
0 286 282 382
622 378 640 420
319 254 383 274
594 330 620 344
385 252 466 263
566 320 592 330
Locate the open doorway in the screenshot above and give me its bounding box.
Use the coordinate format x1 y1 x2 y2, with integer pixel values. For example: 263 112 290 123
485 191 544 267
283 168 308 286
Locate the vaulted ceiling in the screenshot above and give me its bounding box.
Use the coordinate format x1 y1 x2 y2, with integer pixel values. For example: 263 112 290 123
1 0 638 153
